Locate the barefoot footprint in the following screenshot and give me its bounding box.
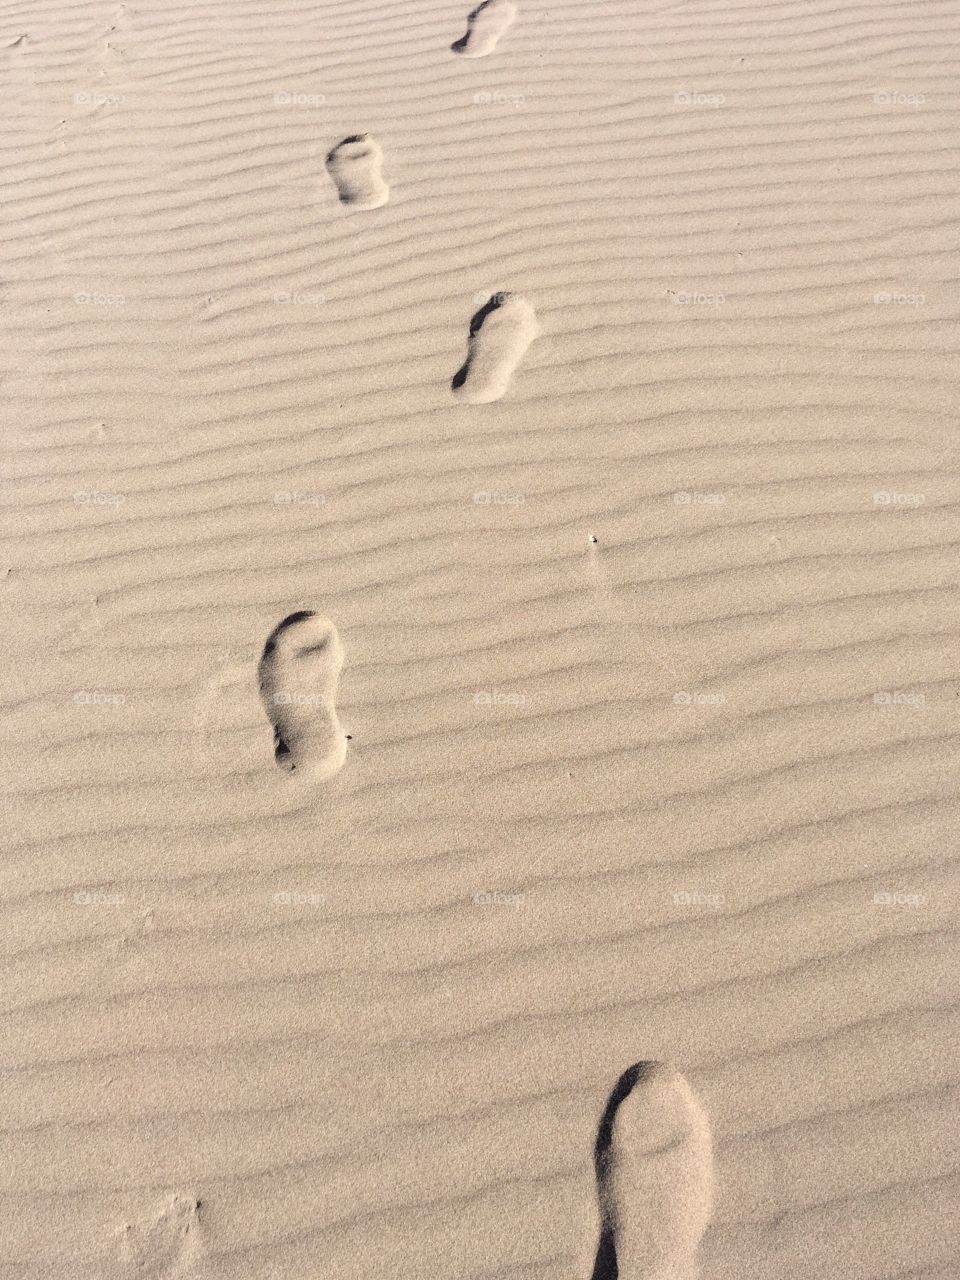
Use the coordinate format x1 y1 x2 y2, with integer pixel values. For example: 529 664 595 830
452 292 539 404
258 611 347 779
325 134 389 209
592 1062 714 1280
451 0 517 57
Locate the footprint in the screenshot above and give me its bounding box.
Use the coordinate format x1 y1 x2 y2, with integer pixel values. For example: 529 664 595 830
325 134 389 209
591 1063 713 1280
114 1193 202 1277
452 293 539 404
451 0 517 57
258 611 347 779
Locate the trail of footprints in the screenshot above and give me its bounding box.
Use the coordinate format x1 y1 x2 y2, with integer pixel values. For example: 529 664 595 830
108 1066 713 1279
199 5 715 1276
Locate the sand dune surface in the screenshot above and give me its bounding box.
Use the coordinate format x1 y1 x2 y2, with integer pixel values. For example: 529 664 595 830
2 0 959 1276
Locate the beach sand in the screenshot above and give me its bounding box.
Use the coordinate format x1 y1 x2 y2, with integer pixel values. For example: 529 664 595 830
2 0 959 1276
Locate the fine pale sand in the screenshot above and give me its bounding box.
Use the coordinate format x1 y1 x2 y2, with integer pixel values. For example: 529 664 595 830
2 0 959 1277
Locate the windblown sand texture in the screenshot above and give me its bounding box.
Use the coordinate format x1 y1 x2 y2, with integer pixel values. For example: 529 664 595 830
2 0 959 1278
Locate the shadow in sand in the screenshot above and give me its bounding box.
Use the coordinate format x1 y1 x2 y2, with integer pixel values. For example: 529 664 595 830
590 1062 657 1280
451 294 507 390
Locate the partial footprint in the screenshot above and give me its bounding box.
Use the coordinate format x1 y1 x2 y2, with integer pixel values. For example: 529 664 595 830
325 134 389 209
114 1193 202 1277
591 1062 713 1280
452 0 517 57
452 293 539 404
258 611 347 779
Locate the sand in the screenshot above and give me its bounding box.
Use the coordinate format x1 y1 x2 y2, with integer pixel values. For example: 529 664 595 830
2 0 959 1276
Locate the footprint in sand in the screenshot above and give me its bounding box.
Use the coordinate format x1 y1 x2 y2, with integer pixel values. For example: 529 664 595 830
325 134 389 209
114 1193 202 1277
258 611 347 779
452 0 517 57
452 293 539 404
591 1062 714 1280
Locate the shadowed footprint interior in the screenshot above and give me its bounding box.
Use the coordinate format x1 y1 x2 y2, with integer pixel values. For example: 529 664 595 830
257 611 347 779
325 133 389 209
452 292 539 403
451 0 517 57
591 1062 714 1280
